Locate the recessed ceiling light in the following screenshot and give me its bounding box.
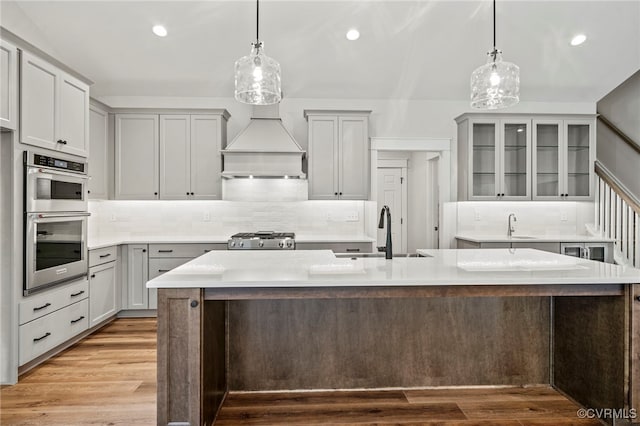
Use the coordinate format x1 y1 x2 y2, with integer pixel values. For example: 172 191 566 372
346 29 360 41
152 25 168 37
570 34 587 46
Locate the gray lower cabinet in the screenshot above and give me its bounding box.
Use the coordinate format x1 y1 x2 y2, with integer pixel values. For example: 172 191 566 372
89 261 118 327
296 242 373 253
18 278 89 365
457 240 560 253
122 243 227 311
124 244 149 310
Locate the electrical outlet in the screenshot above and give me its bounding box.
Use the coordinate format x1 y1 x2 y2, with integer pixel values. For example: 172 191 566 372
560 212 568 221
346 211 359 222
109 214 116 222
474 210 481 221
203 212 211 222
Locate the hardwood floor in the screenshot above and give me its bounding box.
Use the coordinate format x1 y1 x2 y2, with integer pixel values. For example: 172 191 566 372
217 388 601 425
2 318 598 425
1 318 157 425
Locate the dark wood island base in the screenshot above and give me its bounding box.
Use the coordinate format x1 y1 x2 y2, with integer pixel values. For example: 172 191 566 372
157 283 640 426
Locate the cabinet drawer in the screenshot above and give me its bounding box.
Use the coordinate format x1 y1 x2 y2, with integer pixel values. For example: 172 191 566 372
511 242 560 253
148 243 225 258
19 278 89 325
296 242 373 253
148 257 192 280
19 299 88 365
89 246 118 267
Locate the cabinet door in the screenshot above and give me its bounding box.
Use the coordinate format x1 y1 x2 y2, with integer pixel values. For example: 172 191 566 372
126 244 148 310
58 73 89 157
0 40 18 130
500 119 530 199
308 116 339 199
564 120 593 199
115 114 159 199
20 51 58 149
89 262 117 327
190 115 221 199
160 115 190 199
469 119 500 199
533 120 563 200
338 116 369 200
88 105 109 199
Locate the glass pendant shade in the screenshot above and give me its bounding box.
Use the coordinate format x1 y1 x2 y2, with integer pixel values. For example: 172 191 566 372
234 42 282 105
470 50 520 110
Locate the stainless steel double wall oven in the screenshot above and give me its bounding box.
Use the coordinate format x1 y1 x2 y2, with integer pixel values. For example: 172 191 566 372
24 151 90 296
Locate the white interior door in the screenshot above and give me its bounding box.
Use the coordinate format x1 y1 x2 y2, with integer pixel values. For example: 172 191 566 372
377 168 403 254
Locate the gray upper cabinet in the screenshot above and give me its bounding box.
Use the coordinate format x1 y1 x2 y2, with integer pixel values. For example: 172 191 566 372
20 50 89 157
305 110 371 200
456 113 594 201
160 114 226 200
116 111 228 200
457 115 531 201
88 104 109 199
532 118 594 200
160 115 190 199
115 114 159 199
0 40 18 130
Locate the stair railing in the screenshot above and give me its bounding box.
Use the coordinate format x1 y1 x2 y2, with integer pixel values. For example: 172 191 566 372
594 161 640 267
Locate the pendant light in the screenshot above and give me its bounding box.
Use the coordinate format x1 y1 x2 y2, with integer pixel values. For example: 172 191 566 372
470 0 520 109
234 0 282 105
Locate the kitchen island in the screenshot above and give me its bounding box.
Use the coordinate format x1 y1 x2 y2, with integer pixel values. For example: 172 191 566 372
147 249 640 425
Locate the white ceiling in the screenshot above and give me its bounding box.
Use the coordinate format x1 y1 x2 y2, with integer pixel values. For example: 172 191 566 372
5 0 640 103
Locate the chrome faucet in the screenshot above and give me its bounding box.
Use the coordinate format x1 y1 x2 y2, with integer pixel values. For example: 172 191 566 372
508 213 517 237
378 205 393 259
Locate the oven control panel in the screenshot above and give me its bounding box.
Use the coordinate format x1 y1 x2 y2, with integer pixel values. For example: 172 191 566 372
29 153 86 174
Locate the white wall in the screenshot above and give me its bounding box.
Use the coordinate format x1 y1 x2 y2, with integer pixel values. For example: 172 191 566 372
88 200 377 242
596 69 640 199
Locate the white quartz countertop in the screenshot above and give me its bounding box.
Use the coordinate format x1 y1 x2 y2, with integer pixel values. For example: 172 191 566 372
88 235 375 250
146 249 640 289
455 234 615 243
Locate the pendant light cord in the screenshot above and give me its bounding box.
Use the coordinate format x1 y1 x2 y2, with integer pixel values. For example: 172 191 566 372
493 0 496 51
256 0 260 42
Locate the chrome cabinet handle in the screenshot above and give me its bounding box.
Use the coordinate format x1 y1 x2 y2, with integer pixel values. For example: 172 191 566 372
71 290 85 297
158 250 173 253
99 253 111 258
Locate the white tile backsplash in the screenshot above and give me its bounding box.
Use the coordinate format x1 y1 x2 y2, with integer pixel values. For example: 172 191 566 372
222 179 308 201
88 200 377 241
456 201 595 236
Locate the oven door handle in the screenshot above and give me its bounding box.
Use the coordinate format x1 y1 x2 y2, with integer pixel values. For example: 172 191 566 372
32 212 91 219
28 166 88 181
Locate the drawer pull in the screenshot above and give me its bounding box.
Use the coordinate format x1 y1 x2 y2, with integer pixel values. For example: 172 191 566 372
158 269 171 273
158 250 173 253
204 249 212 253
71 290 85 297
70 316 85 324
33 332 51 342
33 303 51 312
99 253 111 258
346 248 361 252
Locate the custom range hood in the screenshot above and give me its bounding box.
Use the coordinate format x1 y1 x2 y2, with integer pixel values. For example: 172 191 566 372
221 105 305 178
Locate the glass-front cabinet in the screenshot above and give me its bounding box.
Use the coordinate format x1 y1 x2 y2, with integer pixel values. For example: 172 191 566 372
468 118 531 200
532 119 593 200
